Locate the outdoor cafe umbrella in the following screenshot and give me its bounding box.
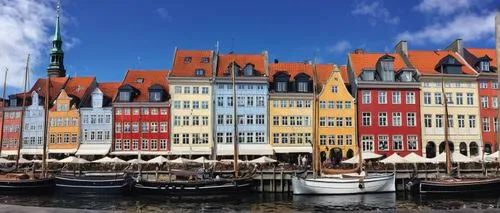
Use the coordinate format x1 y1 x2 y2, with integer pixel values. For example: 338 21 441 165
169 157 194 164
193 156 219 164
58 156 89 164
342 152 383 164
403 153 433 163
380 153 407 164
249 156 277 164
148 156 169 164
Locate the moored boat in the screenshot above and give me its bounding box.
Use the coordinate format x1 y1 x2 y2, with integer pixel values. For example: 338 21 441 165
0 174 55 194
55 173 131 194
133 177 254 196
292 173 395 195
419 178 500 194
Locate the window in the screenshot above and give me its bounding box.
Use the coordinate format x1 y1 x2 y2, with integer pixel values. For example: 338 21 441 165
118 91 130 102
447 115 453 128
445 92 453 104
182 134 189 144
378 91 387 104
336 101 343 109
494 97 499 109
423 92 431 104
173 134 180 144
483 118 490 132
160 122 167 132
132 140 138 150
319 117 325 127
436 114 443 128
492 82 498 89
346 135 353 145
174 86 182 93
456 93 463 105
217 132 224 143
361 136 374 151
257 97 265 107
227 97 233 107
407 112 416 127
458 115 465 128
320 135 326 145
305 101 311 108
238 132 245 143
480 81 488 88
246 115 254 125
217 97 224 107
324 117 332 126
238 115 245 125
202 116 208 126
150 91 162 101
407 136 418 151
217 115 224 125
246 97 254 106
226 132 233 144
237 97 245 107
392 91 401 104
481 96 488 108
226 115 233 125
256 115 265 125
392 135 403 150
336 117 343 127
424 114 432 128
328 101 334 109
174 116 180 126
319 101 326 109
132 122 139 132
345 101 351 109
297 133 303 144
362 91 371 104
378 135 388 151
115 123 122 132
124 122 130 132
184 87 190 94
64 133 70 143
495 118 499 132
345 117 352 127
328 135 335 145
247 132 254 143
290 133 296 144
296 116 303 126
435 93 442 105
297 81 308 92
331 86 338 93
276 81 287 92
392 112 401 126
281 100 287 108
406 92 415 104
151 140 158 150
467 93 474 105
195 69 205 76
273 100 278 108
192 101 199 109
378 113 387 126
192 133 200 144
115 140 121 151
141 139 149 150
362 112 371 126
183 116 189 126
151 122 158 132
183 101 190 109
296 100 303 108
123 140 130 150
184 57 192 63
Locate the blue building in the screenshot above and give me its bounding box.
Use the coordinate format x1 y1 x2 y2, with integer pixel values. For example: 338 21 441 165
214 52 273 156
21 91 45 156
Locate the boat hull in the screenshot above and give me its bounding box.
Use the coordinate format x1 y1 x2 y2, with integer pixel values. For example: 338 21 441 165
55 175 130 194
292 173 396 195
0 177 55 194
133 178 255 196
419 178 500 194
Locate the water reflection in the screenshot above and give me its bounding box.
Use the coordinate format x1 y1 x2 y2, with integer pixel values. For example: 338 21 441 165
293 193 396 212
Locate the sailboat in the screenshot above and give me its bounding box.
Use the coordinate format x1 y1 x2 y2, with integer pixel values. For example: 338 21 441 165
416 21 500 193
292 62 395 195
132 53 254 196
0 55 55 194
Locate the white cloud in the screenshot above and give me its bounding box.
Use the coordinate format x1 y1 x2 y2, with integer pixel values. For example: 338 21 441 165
396 12 495 45
0 0 77 90
414 0 473 15
352 1 400 25
326 40 352 54
156 8 173 22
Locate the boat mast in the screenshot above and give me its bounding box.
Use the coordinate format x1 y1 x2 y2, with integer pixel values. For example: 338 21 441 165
495 11 500 162
16 54 30 171
0 69 7 158
311 61 318 177
440 65 452 176
42 76 50 178
231 55 238 178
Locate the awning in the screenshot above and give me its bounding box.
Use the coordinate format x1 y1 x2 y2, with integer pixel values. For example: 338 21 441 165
273 146 312 154
110 151 171 156
75 143 112 156
0 150 18 157
48 148 77 154
217 144 273 156
170 146 211 155
20 148 43 155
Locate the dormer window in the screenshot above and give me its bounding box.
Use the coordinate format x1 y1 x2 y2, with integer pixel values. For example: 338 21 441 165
195 69 205 76
150 91 162 102
149 84 164 102
201 57 209 63
295 73 311 93
276 81 287 92
184 57 192 63
119 91 131 102
243 64 254 76
228 63 240 76
399 70 414 82
92 89 103 108
361 70 375 81
480 61 490 72
436 55 462 74
274 72 289 92
379 57 395 82
135 78 144 83
9 95 17 107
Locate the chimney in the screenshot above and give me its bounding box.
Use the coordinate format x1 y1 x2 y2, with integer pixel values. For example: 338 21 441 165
445 39 463 56
274 59 279 64
353 49 365 54
394 40 408 56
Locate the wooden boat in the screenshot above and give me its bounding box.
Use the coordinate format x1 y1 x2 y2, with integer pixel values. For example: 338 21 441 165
419 178 500 194
55 172 131 194
133 177 254 196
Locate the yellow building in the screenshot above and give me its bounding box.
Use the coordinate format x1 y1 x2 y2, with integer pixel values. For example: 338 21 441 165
48 89 80 155
268 63 315 156
317 65 357 160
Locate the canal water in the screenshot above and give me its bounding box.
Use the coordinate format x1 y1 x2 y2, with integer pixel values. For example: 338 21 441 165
0 192 500 212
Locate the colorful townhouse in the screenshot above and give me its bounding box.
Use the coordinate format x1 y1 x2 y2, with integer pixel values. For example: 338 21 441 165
77 82 120 157
268 62 314 159
347 48 422 157
48 77 96 156
168 50 214 156
1 97 23 157
317 65 358 161
111 70 170 156
214 52 273 156
396 41 481 157
446 40 498 154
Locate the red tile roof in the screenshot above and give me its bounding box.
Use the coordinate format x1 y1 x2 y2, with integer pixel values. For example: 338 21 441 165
216 53 266 77
315 64 334 86
465 48 497 68
338 65 349 84
98 82 121 99
120 70 169 102
18 77 68 102
269 62 313 81
64 77 96 100
348 53 409 77
406 50 476 75
171 50 213 77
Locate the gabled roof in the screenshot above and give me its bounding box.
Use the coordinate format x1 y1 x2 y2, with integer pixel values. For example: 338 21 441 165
216 53 266 77
269 62 313 82
348 53 409 77
170 50 213 78
338 65 349 84
464 48 497 69
118 70 169 102
315 64 334 86
98 82 120 99
18 77 68 102
406 50 476 75
64 77 96 100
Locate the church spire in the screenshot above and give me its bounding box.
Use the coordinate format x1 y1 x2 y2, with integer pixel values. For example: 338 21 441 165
47 0 66 78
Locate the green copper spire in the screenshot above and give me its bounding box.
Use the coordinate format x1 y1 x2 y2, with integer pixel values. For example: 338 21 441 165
47 0 66 78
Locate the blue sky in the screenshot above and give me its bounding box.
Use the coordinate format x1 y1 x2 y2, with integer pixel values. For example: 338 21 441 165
0 0 498 92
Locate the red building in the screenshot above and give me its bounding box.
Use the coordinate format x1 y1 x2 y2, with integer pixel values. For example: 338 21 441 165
1 102 22 157
111 70 170 156
347 51 422 157
464 48 498 153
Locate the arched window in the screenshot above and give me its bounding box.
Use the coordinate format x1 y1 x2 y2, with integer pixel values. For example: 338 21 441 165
346 149 354 159
469 142 479 157
484 143 492 154
439 141 454 154
426 141 436 158
459 142 467 156
243 64 254 76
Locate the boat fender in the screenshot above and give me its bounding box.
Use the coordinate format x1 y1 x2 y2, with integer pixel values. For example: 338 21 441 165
358 177 365 189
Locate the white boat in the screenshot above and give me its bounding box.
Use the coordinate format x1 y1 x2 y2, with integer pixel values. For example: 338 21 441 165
291 173 395 195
